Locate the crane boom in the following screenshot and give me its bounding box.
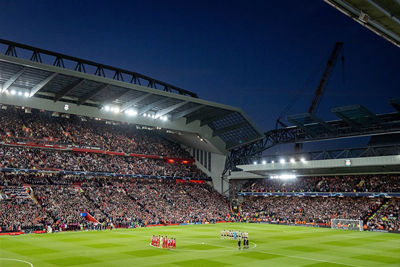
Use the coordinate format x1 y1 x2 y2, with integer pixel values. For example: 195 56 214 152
308 42 344 114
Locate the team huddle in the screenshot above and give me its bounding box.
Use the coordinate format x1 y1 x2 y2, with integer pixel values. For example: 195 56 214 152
151 235 176 249
221 230 249 249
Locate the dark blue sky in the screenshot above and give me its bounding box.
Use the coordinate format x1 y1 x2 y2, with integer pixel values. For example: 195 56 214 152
0 0 398 132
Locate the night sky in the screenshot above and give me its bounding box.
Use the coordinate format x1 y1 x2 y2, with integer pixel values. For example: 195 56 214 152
1 0 398 135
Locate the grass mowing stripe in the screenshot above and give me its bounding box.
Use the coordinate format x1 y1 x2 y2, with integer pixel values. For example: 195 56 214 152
0 223 398 267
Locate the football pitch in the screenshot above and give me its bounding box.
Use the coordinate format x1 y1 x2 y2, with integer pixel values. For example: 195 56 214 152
0 223 399 267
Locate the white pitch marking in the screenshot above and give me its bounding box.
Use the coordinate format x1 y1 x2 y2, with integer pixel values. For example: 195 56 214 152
0 258 33 267
250 243 362 267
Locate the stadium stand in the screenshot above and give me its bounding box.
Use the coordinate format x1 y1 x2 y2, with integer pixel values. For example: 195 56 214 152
235 175 400 232
239 196 382 225
1 171 230 232
240 175 400 193
0 106 192 158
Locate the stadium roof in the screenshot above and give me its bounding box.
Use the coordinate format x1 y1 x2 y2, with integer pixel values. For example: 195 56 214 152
285 103 400 140
230 155 400 178
325 0 400 47
0 39 263 152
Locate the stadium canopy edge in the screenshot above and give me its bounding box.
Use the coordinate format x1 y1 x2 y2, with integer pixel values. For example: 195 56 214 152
0 39 264 153
324 0 400 48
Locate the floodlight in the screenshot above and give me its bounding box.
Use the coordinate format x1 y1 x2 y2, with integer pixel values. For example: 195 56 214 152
104 106 110 112
10 89 16 95
24 92 29 97
270 174 296 180
262 160 266 164
290 158 295 163
271 160 275 164
253 161 257 165
300 157 306 163
18 91 22 96
279 159 285 164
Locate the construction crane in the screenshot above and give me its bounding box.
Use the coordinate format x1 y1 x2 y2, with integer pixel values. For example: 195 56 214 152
308 42 344 114
295 42 344 151
275 42 344 131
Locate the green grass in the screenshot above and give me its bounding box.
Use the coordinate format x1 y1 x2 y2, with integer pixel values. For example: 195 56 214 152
0 223 399 266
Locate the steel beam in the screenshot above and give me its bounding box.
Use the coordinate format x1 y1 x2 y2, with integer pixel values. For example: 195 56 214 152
107 89 130 103
29 72 58 97
332 112 361 131
200 111 232 127
120 93 152 111
78 84 109 105
186 108 223 125
213 121 248 137
137 98 169 115
1 68 25 93
155 101 188 118
0 38 198 98
54 79 85 102
171 105 204 121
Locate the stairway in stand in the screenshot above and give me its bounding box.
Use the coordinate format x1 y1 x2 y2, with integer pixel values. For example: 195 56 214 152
363 198 391 225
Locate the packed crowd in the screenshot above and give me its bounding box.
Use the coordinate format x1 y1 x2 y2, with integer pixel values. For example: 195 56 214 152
0 105 398 234
0 146 206 179
241 175 400 193
366 198 400 231
240 196 383 225
0 106 191 158
0 173 231 232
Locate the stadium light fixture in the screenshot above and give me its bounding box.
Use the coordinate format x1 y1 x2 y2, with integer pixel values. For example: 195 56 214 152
104 106 110 112
125 109 138 116
300 157 306 163
24 92 29 98
271 160 275 164
290 158 295 163
253 161 257 165
159 116 168 121
18 91 23 96
270 174 296 180
262 160 266 164
279 159 285 164
10 89 16 95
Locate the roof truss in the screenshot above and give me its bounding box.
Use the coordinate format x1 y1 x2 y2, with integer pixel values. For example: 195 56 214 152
54 78 85 102
29 72 58 97
1 67 25 93
212 121 248 137
137 98 169 115
171 105 204 121
155 101 188 118
78 84 109 105
120 93 152 111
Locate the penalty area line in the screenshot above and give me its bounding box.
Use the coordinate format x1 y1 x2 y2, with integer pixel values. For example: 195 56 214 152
0 258 33 267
